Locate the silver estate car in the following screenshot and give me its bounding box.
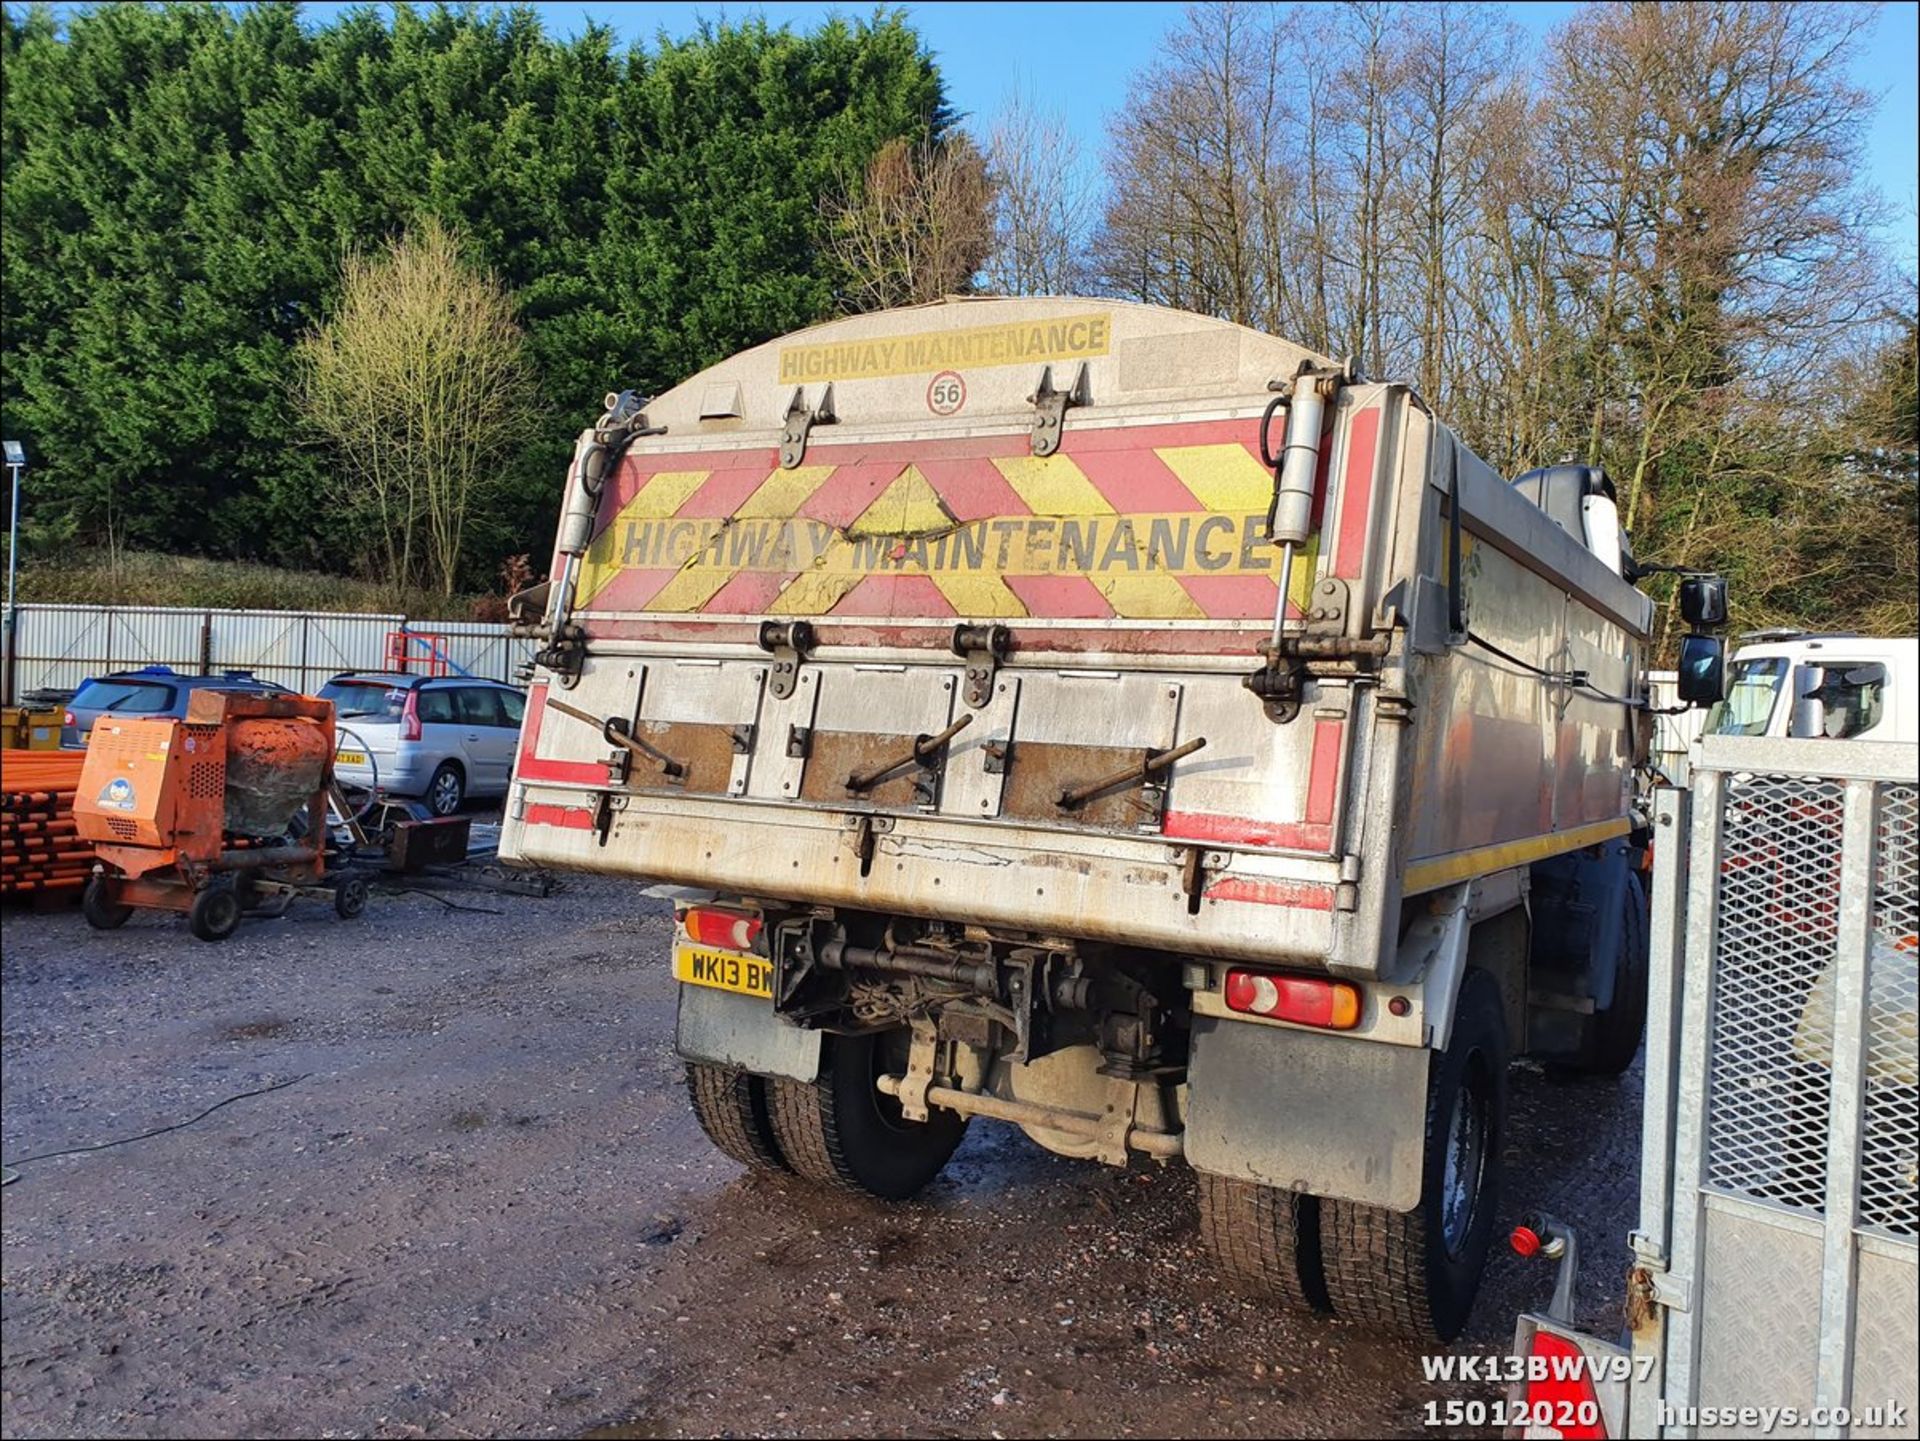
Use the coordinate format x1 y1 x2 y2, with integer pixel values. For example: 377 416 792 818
319 673 528 816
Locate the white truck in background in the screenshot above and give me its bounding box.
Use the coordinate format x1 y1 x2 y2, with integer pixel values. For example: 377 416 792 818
1704 632 1919 745
499 297 1729 1342
1650 634 1916 788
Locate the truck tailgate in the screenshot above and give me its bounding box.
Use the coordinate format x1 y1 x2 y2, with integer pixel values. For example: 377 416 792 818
503 300 1403 964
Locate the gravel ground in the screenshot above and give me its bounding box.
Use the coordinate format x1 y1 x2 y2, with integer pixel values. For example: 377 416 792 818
2 867 1642 1439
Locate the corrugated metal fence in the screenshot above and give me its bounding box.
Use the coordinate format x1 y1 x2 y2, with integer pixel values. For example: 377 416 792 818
5 604 538 700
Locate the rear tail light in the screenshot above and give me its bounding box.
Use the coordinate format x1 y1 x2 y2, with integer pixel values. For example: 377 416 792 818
1223 969 1361 1029
63 710 75 727
401 689 422 742
1516 1329 1610 1438
682 907 763 952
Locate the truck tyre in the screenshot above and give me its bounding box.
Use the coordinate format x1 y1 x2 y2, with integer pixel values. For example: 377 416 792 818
1197 1174 1329 1312
766 1031 967 1200
685 1063 788 1174
1319 967 1508 1342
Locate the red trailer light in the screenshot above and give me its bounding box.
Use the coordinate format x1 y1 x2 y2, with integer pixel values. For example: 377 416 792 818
682 907 763 952
1223 970 1361 1029
1517 1330 1610 1438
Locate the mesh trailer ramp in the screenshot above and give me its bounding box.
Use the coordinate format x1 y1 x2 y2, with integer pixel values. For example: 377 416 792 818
1512 733 1918 1438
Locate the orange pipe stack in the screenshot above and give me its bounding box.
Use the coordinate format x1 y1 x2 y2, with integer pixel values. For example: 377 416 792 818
2 751 92 898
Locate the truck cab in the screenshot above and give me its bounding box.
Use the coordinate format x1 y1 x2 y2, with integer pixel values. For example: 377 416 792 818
1704 632 1918 743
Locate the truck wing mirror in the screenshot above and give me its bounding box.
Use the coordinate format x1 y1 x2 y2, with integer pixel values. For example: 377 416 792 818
1790 665 1827 739
1678 574 1727 628
1676 634 1727 706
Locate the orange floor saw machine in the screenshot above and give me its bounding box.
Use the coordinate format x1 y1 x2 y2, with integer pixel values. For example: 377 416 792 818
72 690 369 940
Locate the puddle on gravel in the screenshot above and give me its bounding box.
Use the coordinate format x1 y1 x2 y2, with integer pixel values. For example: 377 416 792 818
580 1419 666 1439
221 1017 290 1040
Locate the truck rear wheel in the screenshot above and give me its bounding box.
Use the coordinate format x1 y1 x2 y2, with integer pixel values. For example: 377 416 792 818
767 1031 967 1200
1318 967 1508 1342
684 1063 788 1174
1197 1174 1329 1312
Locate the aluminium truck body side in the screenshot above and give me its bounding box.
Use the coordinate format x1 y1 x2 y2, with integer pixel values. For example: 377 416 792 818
501 297 1658 1341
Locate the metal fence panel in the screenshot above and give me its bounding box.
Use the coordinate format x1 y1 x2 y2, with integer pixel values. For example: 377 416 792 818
416 622 536 683
213 611 401 692
112 607 208 674
5 603 528 702
11 604 107 695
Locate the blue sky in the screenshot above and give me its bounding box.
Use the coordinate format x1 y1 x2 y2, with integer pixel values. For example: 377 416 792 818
377 0 1918 263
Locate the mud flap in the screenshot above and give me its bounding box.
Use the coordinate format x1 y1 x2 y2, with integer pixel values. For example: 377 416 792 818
675 985 822 1083
1184 1015 1429 1211
1529 841 1635 1009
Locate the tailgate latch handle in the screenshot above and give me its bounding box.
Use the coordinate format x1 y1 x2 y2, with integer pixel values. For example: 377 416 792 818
845 713 976 794
543 696 687 781
1057 737 1207 811
1028 363 1091 458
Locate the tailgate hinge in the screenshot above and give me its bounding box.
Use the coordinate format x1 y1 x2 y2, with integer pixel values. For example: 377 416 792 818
1337 853 1362 911
952 623 1010 708
534 622 587 688
779 384 836 469
757 620 816 701
1028 363 1091 457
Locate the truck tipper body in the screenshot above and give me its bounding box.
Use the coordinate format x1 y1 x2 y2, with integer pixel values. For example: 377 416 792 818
501 296 1668 1340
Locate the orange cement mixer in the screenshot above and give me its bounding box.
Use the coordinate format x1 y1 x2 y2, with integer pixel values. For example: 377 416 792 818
73 689 369 940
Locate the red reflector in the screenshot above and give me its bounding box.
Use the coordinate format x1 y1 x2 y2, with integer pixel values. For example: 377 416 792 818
1510 1225 1542 1258
1223 970 1361 1029
683 907 762 952
1522 1331 1609 1438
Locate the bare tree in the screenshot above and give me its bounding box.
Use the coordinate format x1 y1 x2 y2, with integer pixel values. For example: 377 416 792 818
297 221 537 596
824 136 997 312
982 84 1097 296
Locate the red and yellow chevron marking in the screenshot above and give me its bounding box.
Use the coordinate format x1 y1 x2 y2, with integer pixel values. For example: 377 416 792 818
574 418 1345 623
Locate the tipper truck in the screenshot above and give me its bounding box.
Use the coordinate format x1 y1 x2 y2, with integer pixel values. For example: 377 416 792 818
500 296 1724 1341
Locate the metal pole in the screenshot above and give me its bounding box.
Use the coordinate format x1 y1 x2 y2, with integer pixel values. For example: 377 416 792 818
5 461 19 614
4 461 19 707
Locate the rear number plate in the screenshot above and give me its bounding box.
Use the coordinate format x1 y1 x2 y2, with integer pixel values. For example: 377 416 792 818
336 750 368 766
673 944 773 999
